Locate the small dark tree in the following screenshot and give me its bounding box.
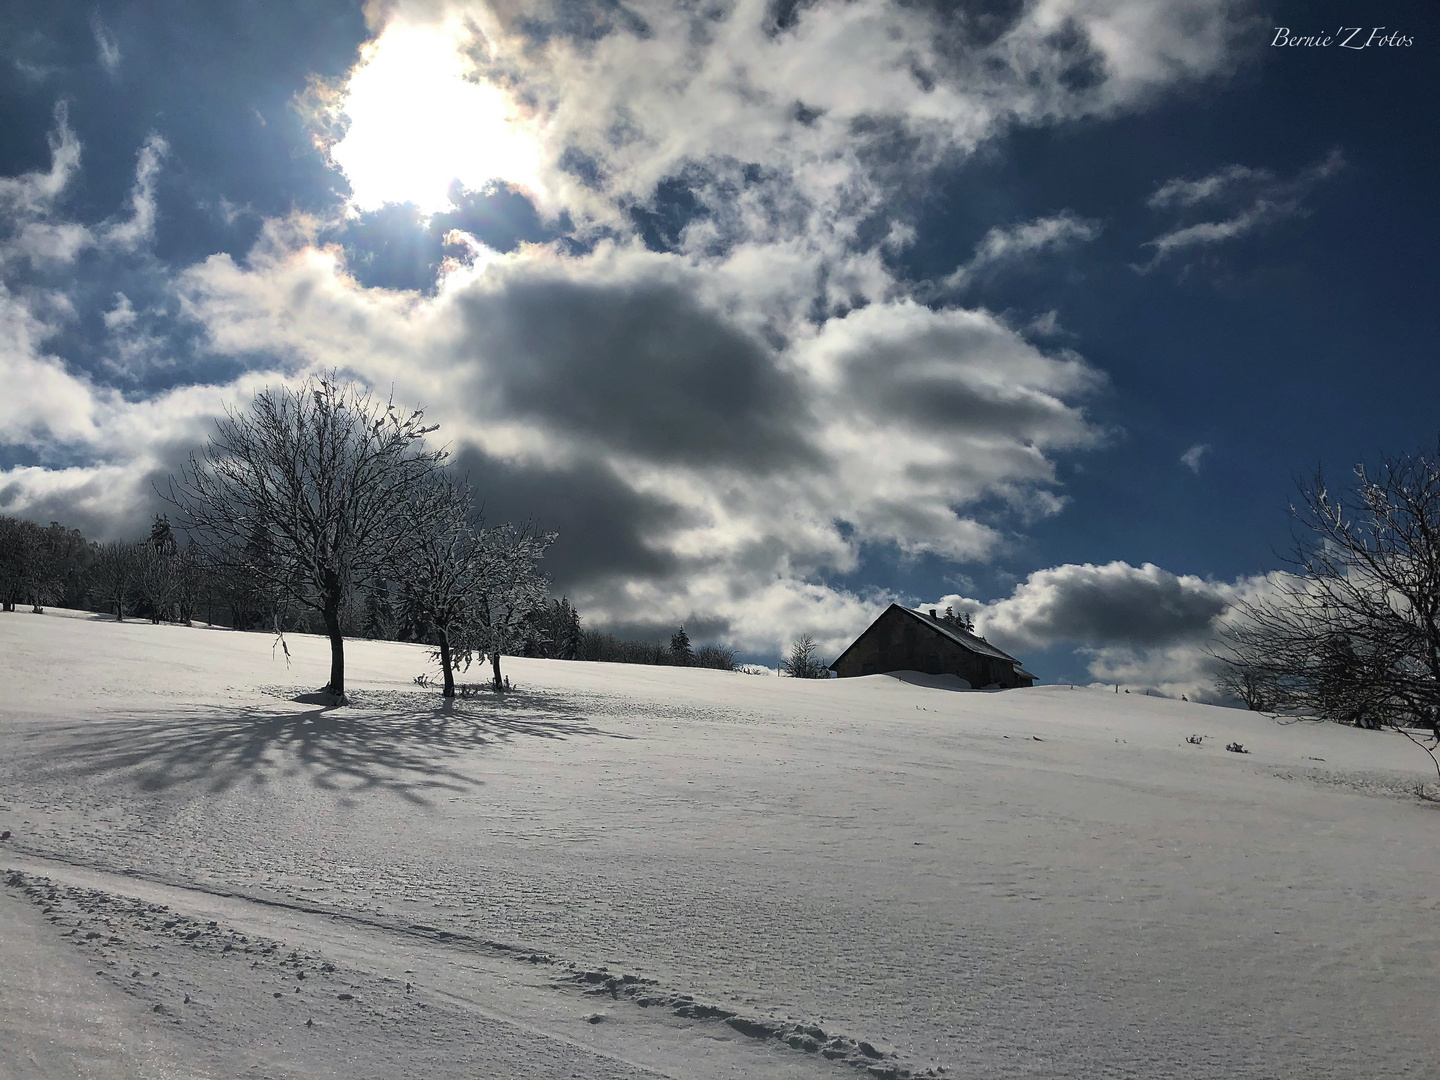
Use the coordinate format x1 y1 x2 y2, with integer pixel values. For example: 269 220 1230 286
169 375 444 703
45 522 94 609
940 605 975 632
521 596 582 659
781 634 829 678
133 543 178 623
0 517 27 611
695 643 736 670
0 517 37 612
1213 663 1275 712
363 579 398 640
670 625 693 666
149 514 177 557
91 541 138 621
555 598 582 660
134 515 183 622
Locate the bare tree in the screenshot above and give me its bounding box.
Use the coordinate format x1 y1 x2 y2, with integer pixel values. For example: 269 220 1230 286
1213 662 1275 712
1217 446 1440 777
394 473 484 697
91 541 138 621
781 634 829 678
0 516 36 612
168 375 444 703
469 521 555 690
172 542 205 626
523 597 581 660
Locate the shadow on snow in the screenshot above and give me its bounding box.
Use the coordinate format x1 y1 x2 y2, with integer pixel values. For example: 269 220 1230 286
45 688 632 806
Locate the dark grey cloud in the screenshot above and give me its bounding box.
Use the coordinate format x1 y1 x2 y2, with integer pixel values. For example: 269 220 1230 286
826 304 1101 444
980 561 1230 651
450 445 688 595
0 456 174 542
453 272 816 471
866 369 1081 438
589 614 733 646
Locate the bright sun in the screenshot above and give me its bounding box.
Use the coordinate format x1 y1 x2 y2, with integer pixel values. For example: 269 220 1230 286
328 20 541 216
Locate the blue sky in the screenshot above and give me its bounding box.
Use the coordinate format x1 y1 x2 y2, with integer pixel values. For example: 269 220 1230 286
1 1 1435 691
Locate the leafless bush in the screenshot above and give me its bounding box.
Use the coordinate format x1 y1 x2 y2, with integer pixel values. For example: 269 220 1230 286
1216 445 1440 780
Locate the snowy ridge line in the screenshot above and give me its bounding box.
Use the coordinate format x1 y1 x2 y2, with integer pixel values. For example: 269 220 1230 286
3 842 559 962
558 966 940 1079
5 867 350 1003
7 849 943 1079
1269 765 1440 802
4 868 681 1080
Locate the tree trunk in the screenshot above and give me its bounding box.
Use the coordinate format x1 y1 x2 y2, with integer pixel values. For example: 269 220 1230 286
439 630 455 698
490 649 503 691
322 587 346 702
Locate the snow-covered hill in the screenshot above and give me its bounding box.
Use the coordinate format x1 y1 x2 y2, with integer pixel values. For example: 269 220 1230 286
2 610 1437 1079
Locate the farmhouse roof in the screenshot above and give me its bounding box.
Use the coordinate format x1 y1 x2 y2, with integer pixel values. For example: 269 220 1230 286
830 603 1026 669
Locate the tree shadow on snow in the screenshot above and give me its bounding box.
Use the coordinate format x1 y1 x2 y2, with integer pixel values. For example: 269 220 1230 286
45 691 632 806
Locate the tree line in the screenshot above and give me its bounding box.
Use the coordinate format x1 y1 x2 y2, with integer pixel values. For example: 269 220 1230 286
0 513 208 625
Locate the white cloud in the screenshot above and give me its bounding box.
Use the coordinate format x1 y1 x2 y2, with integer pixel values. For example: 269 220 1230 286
0 108 167 272
0 102 80 221
1180 443 1209 472
1139 149 1344 270
92 16 122 76
975 561 1233 653
103 294 138 331
103 134 168 251
941 212 1100 292
1146 164 1266 209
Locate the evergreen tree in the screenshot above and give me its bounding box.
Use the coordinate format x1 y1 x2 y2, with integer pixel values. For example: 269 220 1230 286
557 598 582 660
670 625 694 665
149 514 177 557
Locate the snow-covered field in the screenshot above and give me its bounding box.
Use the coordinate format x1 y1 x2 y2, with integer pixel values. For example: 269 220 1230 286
2 610 1438 1079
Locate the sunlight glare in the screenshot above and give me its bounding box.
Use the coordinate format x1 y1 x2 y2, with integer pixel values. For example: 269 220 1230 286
328 21 540 215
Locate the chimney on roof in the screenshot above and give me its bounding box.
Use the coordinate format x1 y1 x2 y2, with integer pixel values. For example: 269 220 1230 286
929 609 936 618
